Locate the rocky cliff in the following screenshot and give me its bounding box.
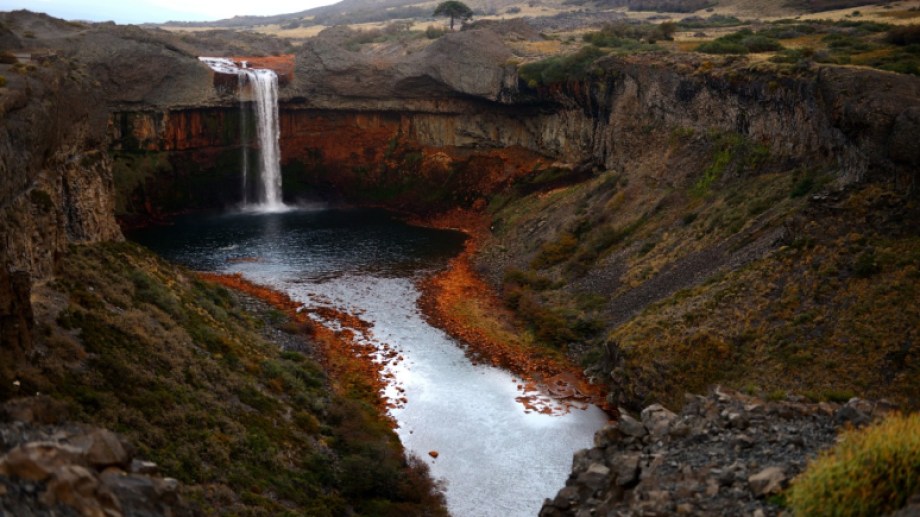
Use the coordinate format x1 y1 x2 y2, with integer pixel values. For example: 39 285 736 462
4 7 918 408
92 20 920 412
2 10 919 514
110 24 919 220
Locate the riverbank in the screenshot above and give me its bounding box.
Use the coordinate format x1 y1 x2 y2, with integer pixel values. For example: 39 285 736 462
198 272 401 413
12 241 446 516
414 208 612 415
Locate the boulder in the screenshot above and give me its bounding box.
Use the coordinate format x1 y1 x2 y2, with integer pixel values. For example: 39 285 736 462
616 413 647 438
41 464 121 516
0 442 83 482
748 466 787 497
72 429 130 469
611 452 640 486
640 404 677 438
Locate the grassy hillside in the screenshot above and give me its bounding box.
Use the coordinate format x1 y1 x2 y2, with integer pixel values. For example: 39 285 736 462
478 128 919 411
13 241 445 516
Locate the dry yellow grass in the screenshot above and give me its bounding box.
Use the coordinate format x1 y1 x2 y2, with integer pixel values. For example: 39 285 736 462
788 412 920 516
783 33 826 49
850 47 896 65
798 0 920 25
675 40 702 52
878 8 920 20
260 25 327 38
509 39 566 58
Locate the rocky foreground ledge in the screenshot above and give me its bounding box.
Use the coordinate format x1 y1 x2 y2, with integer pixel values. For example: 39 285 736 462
541 388 899 517
0 397 191 517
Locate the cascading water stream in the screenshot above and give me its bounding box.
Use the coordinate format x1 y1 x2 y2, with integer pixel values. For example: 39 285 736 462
200 57 285 212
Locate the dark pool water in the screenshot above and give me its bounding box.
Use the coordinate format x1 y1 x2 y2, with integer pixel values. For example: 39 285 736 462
130 207 607 517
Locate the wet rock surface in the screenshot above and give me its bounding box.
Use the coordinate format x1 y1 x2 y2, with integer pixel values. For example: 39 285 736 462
0 398 193 517
541 388 897 517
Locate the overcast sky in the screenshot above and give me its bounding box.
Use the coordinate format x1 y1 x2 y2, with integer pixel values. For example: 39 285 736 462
1 0 340 24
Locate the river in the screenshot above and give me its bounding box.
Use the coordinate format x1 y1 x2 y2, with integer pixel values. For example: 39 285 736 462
130 207 608 517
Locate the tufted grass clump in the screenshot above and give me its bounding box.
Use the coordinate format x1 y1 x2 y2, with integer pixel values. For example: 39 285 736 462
787 412 920 516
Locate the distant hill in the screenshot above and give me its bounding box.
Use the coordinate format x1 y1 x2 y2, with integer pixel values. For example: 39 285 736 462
155 0 903 30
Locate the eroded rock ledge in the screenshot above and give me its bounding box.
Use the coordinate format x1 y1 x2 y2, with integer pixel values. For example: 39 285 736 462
0 397 192 517
541 388 896 516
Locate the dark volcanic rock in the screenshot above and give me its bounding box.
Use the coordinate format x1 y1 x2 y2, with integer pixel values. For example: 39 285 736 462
541 388 895 517
294 26 517 106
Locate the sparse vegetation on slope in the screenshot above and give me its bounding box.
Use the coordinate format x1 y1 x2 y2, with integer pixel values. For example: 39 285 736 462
480 119 919 411
18 242 445 516
788 412 920 516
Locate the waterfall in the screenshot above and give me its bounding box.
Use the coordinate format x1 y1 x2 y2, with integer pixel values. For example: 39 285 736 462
199 57 286 211
239 72 250 206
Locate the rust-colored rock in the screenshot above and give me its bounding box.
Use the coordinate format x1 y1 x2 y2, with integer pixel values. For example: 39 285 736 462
0 442 84 482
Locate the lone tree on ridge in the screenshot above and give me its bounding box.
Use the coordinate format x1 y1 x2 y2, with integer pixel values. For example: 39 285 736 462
433 0 473 30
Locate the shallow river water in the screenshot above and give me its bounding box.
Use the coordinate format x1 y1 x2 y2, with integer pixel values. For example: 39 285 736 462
131 208 609 517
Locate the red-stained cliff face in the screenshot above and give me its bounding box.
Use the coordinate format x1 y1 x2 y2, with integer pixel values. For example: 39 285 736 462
109 106 554 219
278 109 550 210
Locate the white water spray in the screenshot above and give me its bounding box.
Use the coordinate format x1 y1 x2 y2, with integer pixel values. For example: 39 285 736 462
200 57 286 211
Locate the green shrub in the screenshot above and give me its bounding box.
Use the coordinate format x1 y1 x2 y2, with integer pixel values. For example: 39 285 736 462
791 175 815 198
698 29 784 54
853 249 880 278
887 25 920 46
531 232 580 269
824 32 873 52
425 25 446 39
677 15 743 29
504 269 554 290
878 57 920 76
29 189 54 212
740 34 784 52
787 412 920 516
583 21 675 46
757 23 818 40
697 38 749 54
519 45 607 87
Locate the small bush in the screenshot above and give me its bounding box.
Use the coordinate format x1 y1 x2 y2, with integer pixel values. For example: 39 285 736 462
519 45 607 86
790 175 815 198
697 38 749 54
787 412 920 516
0 51 17 64
425 25 446 39
0 75 6 88
698 30 784 54
853 249 880 278
504 269 554 290
531 232 580 269
887 25 920 46
740 34 784 52
678 15 743 29
29 189 54 212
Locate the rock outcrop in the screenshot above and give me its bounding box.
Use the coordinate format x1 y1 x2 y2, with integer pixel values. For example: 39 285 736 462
0 397 192 517
541 388 897 516
106 24 920 221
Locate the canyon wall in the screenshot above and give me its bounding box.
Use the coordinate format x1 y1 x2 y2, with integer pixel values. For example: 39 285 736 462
110 45 920 221
3 12 919 409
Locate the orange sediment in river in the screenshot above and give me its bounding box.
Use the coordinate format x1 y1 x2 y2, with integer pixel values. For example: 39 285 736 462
199 206 611 417
414 209 612 415
197 272 397 415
